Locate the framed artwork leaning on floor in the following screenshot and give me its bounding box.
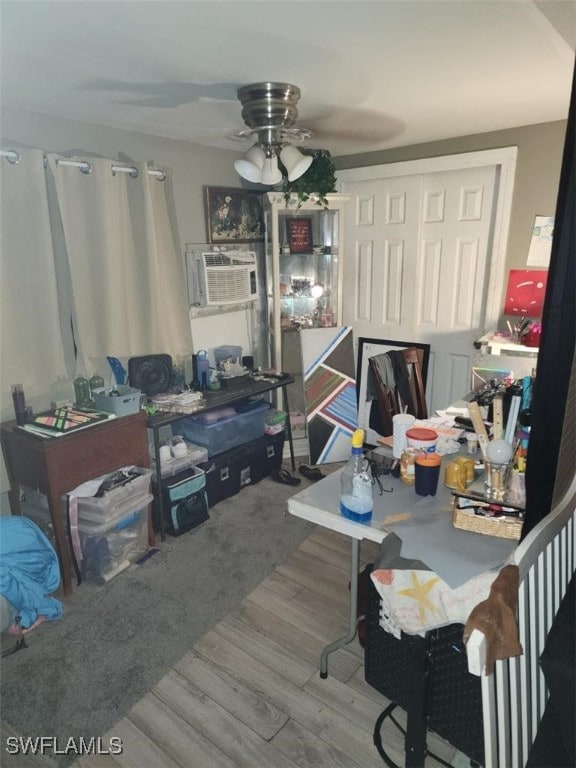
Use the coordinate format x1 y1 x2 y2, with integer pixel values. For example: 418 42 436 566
357 337 430 446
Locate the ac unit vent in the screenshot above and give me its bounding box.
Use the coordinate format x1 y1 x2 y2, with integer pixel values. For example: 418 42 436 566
186 249 259 307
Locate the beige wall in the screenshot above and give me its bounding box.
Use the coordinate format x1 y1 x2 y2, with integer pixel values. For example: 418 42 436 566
3 108 566 276
334 120 567 274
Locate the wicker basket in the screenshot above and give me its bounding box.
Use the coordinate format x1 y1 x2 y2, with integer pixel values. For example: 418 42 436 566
452 503 523 540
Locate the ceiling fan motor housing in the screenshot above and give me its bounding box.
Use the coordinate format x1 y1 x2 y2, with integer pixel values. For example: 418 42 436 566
237 82 302 144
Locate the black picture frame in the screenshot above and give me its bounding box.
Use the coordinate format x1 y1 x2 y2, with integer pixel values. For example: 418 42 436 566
356 337 430 446
204 186 264 243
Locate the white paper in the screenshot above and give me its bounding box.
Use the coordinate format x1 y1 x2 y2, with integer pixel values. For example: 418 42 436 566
527 215 554 266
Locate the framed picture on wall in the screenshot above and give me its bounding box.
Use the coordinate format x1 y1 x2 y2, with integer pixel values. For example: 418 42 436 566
286 217 313 254
204 186 264 243
356 337 430 446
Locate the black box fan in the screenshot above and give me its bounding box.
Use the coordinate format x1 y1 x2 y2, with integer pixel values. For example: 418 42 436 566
128 354 173 396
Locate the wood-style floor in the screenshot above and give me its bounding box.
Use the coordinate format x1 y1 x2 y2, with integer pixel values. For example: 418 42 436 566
3 526 457 768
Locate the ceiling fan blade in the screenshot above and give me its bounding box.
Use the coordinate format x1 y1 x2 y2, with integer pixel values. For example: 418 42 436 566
304 108 405 145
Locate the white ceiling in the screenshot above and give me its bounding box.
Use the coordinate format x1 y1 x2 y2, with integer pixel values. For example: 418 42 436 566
1 1 574 158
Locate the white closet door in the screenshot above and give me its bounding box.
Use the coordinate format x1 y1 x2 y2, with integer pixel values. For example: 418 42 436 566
342 174 422 337
341 163 499 413
417 165 497 410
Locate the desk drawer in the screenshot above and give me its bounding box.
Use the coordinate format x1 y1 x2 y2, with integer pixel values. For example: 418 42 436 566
43 413 149 490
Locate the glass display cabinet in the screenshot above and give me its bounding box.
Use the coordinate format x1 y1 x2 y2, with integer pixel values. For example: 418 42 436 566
263 192 350 451
263 192 350 369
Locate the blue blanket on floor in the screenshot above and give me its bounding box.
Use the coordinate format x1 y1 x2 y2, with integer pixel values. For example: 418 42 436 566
0 517 63 628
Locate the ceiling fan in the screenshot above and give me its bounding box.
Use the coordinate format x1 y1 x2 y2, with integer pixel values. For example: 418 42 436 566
232 82 314 185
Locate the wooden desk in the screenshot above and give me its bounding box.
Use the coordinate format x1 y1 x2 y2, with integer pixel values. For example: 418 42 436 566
0 411 150 596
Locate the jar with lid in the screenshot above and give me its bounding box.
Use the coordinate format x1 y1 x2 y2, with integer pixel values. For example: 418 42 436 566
400 447 419 485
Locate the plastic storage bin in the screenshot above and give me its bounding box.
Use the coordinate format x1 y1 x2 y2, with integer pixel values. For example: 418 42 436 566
72 494 152 582
91 386 141 416
19 504 56 547
149 442 208 478
199 431 284 507
70 466 152 523
178 399 271 457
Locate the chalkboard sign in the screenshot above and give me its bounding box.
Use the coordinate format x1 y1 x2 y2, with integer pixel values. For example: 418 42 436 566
286 218 313 254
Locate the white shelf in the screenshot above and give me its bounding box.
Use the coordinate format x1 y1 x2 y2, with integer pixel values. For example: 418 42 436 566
478 333 539 357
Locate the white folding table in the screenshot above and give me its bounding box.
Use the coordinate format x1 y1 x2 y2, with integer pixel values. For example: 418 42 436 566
287 464 516 678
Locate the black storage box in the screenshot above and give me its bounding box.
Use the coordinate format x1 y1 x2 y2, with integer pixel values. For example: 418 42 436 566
365 577 484 765
198 431 285 508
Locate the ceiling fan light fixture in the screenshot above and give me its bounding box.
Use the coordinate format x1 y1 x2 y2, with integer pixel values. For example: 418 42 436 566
261 155 283 186
234 82 314 187
234 145 266 183
280 144 313 182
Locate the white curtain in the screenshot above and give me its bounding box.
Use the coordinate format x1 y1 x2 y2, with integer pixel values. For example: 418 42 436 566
0 149 71 490
48 155 192 380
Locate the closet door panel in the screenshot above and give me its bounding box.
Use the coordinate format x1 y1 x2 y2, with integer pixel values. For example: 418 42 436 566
417 166 497 409
342 176 421 339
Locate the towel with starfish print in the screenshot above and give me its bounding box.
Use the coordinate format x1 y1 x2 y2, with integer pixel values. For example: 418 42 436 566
370 533 500 636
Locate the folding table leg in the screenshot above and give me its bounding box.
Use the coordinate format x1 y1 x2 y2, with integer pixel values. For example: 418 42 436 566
320 537 360 678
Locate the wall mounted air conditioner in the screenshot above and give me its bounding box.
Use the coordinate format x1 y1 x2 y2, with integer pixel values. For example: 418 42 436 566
186 249 259 307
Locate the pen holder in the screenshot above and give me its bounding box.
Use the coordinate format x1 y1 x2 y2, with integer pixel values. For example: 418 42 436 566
11 384 27 425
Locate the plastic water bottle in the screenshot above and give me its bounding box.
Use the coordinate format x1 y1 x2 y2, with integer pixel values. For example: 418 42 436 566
196 350 210 391
340 428 373 523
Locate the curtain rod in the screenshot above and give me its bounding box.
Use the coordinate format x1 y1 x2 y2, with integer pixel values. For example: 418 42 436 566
0 150 166 180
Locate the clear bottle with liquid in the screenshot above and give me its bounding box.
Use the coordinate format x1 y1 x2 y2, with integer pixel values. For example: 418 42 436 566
340 428 373 522
89 373 105 397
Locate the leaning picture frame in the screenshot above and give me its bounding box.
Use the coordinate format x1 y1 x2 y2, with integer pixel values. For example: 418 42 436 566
356 337 430 446
204 186 264 243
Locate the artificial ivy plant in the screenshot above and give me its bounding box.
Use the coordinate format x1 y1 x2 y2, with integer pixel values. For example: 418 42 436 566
280 149 337 208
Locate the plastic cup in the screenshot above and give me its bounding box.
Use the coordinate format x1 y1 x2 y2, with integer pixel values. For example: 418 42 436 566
414 452 442 497
392 413 416 458
465 432 479 454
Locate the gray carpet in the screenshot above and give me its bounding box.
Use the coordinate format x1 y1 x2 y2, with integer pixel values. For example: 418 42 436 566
0 475 315 763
